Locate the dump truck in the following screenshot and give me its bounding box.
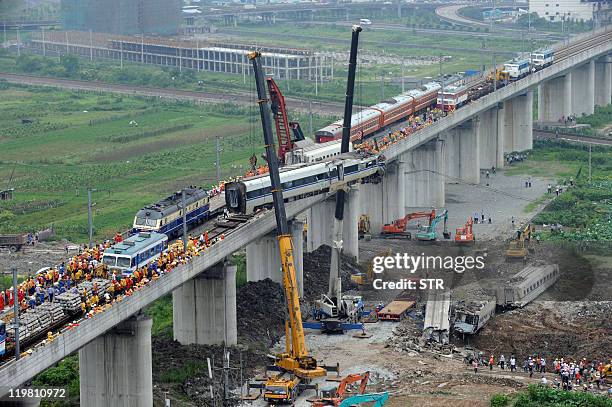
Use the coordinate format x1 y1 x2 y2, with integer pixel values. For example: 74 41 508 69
0 233 28 252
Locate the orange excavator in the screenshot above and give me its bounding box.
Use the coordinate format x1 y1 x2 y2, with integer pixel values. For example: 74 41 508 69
455 217 475 244
381 209 436 239
311 371 370 406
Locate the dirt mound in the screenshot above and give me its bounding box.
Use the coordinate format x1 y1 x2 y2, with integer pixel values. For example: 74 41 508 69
152 338 267 407
236 278 285 349
470 301 612 362
302 245 361 300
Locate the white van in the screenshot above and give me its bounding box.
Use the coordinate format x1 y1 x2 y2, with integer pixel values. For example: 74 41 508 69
359 18 372 25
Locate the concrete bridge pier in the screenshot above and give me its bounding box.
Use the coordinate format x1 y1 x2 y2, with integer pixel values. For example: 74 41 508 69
538 73 572 122
442 118 481 184
571 60 595 117
172 261 237 345
79 315 153 407
595 55 612 106
383 159 406 228
404 139 445 208
306 186 360 261
478 106 505 169
246 222 304 296
503 91 533 152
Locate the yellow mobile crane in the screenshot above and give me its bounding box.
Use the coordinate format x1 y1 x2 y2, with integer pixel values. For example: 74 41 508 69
247 51 330 404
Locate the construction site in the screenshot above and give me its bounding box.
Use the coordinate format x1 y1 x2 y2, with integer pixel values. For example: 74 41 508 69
0 3 611 406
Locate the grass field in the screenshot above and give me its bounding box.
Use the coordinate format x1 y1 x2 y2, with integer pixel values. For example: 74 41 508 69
0 83 334 242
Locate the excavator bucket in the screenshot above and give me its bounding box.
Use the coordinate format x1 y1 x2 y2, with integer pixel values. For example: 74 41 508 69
443 231 451 239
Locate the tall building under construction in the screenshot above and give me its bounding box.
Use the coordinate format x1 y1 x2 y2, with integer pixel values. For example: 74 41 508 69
60 0 181 36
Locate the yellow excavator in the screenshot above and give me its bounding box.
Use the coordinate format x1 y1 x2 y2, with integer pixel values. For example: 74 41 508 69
247 51 332 404
505 223 533 260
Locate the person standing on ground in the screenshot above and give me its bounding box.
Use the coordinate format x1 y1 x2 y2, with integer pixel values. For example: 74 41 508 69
529 357 535 378
474 212 479 224
489 355 495 371
511 216 515 227
472 359 479 373
481 210 485 222
500 354 506 370
541 357 546 373
510 355 516 372
547 184 552 194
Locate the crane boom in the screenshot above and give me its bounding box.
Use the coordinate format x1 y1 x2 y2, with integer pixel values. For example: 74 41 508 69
248 51 324 379
266 77 305 164
328 25 362 302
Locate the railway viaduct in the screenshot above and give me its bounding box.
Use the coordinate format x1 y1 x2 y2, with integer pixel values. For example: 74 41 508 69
0 28 611 407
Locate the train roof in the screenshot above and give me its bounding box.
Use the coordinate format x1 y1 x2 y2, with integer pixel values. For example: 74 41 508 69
505 59 530 66
105 232 167 256
455 298 495 315
505 264 558 285
136 187 208 219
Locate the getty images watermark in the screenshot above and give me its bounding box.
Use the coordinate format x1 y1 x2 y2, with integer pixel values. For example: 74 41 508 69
371 252 486 290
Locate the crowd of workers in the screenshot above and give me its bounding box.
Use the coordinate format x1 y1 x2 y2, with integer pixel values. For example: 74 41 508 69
469 352 610 394
0 228 224 320
354 108 444 154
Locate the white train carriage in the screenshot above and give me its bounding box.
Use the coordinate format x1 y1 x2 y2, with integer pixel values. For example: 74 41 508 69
496 264 560 308
453 298 496 335
503 59 531 80
225 154 384 214
285 139 353 165
531 49 554 70
409 81 441 112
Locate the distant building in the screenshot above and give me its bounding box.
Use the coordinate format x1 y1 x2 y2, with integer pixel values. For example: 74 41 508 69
60 0 181 35
529 0 604 22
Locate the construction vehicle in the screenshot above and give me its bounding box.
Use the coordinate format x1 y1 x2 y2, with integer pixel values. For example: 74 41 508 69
358 215 371 240
505 223 533 260
416 209 450 241
351 249 391 287
247 51 330 404
311 371 370 406
320 25 363 335
338 392 388 406
454 217 474 244
486 67 510 85
0 233 28 252
381 210 436 239
267 77 306 164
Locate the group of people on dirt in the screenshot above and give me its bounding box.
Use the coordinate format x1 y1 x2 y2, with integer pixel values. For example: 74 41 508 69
469 352 609 393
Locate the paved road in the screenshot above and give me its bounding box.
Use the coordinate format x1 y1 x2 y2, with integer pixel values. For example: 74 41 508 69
0 72 346 116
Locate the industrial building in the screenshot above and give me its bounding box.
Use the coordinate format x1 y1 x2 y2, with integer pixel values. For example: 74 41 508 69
60 0 182 35
528 0 610 22
27 31 333 81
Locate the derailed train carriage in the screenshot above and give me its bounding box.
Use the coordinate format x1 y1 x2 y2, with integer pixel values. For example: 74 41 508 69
225 153 385 214
496 264 560 308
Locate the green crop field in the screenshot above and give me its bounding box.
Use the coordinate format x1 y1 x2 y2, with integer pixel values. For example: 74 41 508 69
0 82 334 243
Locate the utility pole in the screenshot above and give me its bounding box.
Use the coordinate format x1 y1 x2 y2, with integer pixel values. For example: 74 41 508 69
90 29 93 61
181 190 187 250
381 74 384 100
588 144 592 182
16 26 20 57
493 53 497 92
12 267 19 360
42 27 46 57
87 188 96 248
401 61 405 92
215 135 221 185
308 100 313 137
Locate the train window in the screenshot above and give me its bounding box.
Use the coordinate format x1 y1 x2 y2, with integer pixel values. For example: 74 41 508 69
0 323 5 336
316 173 327 181
345 165 358 174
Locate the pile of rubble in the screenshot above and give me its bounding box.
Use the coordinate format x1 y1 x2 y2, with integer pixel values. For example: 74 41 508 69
236 278 285 348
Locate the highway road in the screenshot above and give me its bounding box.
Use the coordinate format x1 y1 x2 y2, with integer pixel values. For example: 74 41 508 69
0 72 346 116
